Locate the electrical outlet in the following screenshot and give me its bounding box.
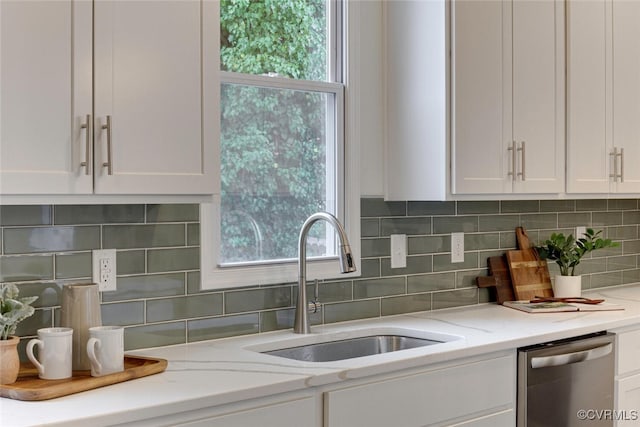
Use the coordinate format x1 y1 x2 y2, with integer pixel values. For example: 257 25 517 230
576 226 587 238
451 232 464 263
390 234 407 269
93 249 117 291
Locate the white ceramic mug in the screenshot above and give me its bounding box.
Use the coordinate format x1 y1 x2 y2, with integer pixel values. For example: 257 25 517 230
86 326 124 377
26 327 73 380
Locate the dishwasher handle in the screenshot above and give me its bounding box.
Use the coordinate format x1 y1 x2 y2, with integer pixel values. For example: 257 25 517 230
530 342 613 369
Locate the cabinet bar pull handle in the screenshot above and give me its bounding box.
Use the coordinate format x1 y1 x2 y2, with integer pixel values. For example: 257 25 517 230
101 115 113 175
620 148 625 182
609 147 619 182
508 141 516 181
80 114 91 175
517 141 526 181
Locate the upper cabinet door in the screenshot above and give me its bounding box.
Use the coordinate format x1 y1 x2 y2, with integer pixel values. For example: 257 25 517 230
567 0 640 194
612 0 640 193
452 0 564 195
0 0 93 194
566 0 611 194
512 0 564 194
93 0 216 195
452 0 512 194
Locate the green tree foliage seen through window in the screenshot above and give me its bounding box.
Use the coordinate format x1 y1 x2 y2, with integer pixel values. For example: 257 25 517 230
220 0 333 263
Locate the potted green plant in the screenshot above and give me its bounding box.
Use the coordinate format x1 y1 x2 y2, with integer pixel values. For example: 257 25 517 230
0 283 38 384
535 228 618 297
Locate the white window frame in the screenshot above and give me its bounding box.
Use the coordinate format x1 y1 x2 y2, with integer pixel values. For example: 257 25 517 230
201 0 361 289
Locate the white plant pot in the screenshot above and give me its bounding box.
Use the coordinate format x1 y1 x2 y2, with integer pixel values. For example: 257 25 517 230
553 275 582 298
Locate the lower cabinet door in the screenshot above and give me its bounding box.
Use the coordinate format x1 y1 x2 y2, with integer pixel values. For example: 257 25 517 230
324 353 515 427
143 394 318 427
616 375 640 427
448 409 514 427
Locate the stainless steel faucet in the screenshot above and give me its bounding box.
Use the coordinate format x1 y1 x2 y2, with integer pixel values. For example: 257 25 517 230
294 212 356 334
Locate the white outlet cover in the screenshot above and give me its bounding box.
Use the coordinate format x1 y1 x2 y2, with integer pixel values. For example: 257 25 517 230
92 249 117 291
390 234 407 269
451 232 464 263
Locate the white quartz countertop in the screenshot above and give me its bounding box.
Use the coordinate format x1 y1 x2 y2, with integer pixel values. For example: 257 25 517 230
4 284 640 426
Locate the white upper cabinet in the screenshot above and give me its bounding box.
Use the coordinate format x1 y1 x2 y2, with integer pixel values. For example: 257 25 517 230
612 0 640 193
383 0 447 201
452 0 564 195
92 0 216 194
0 0 217 196
567 0 640 194
0 1 93 194
566 0 609 193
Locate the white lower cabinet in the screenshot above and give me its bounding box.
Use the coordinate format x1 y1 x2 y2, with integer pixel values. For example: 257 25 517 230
615 328 640 426
124 391 321 427
616 376 640 427
123 352 515 427
323 351 516 427
448 410 514 427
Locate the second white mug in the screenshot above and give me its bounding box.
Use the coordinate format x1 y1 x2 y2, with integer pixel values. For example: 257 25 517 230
86 325 124 377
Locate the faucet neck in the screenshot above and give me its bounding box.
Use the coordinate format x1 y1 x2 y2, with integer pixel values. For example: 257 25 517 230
293 212 355 334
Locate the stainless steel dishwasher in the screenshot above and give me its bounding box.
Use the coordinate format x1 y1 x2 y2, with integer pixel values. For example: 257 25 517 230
517 331 615 427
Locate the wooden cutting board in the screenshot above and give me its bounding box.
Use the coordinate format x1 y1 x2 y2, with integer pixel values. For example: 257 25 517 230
0 355 167 401
506 227 553 301
476 255 515 304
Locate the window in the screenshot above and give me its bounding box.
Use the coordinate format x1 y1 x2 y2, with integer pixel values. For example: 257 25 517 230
201 0 360 289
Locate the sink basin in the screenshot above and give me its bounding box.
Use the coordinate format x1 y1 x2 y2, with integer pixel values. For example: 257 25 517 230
262 334 444 362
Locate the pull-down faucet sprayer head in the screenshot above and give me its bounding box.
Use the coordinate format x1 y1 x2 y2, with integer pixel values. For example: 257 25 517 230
339 244 356 274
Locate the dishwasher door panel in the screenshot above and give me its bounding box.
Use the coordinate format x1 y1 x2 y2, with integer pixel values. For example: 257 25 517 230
517 332 615 427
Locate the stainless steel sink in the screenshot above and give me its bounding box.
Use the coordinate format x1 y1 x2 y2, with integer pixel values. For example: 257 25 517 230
262 334 443 362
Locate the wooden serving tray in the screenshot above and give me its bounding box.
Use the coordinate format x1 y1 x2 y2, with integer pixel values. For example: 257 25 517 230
0 355 167 401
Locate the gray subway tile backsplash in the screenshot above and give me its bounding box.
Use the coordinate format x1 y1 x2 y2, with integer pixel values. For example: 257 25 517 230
380 217 431 236
608 199 638 210
55 252 92 279
313 281 353 303
3 226 100 254
54 205 145 225
147 247 199 272
125 322 186 350
500 200 540 213
433 216 479 234
0 254 54 282
408 200 455 216
146 204 199 223
147 293 223 323
0 205 52 226
407 271 456 293
187 313 259 342
353 277 406 299
102 273 186 302
540 199 576 212
224 286 291 314
103 224 186 249
457 200 499 215
324 299 380 324
380 254 433 276
4 198 640 351
102 301 145 326
381 293 431 316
